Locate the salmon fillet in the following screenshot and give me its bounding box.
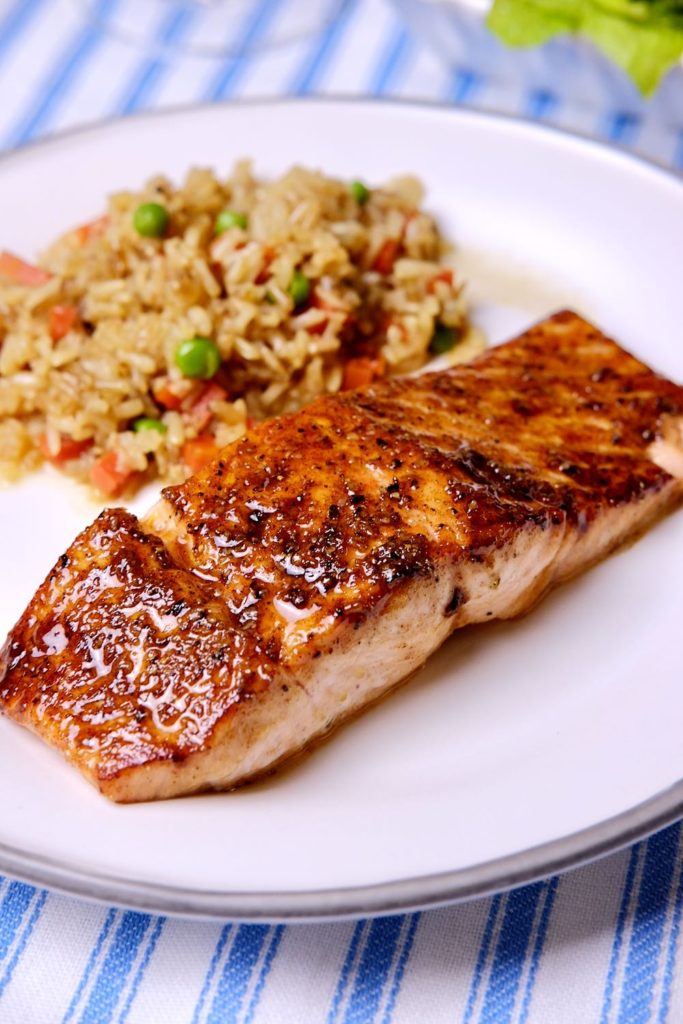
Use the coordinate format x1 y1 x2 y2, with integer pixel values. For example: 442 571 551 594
1 311 682 802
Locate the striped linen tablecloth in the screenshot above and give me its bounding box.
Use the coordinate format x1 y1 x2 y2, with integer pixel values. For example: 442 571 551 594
1 1 683 1022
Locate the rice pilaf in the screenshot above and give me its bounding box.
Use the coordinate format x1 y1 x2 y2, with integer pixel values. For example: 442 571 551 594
0 161 480 495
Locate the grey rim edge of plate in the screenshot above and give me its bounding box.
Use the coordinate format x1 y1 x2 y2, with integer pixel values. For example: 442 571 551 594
0 97 681 921
2 780 683 922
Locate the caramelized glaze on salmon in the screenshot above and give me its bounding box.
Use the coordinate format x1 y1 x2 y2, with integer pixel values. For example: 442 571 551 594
2 311 682 801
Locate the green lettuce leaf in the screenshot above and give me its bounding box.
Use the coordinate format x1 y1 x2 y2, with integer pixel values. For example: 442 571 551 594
486 0 683 95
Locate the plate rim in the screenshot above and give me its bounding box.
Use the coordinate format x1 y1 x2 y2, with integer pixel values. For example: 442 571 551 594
2 781 683 921
1 95 682 921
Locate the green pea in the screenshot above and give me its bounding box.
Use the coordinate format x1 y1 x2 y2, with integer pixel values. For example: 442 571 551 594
350 180 370 205
288 270 310 308
174 336 221 379
133 417 167 434
215 209 248 234
429 323 460 355
133 202 168 238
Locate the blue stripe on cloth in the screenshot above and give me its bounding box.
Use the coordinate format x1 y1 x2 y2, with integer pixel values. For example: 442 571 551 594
341 915 404 1024
242 925 285 1024
290 0 360 96
191 925 232 1024
600 844 643 1024
525 90 559 120
0 889 47 999
117 8 198 116
463 895 503 1024
4 0 119 149
78 911 152 1024
380 913 421 1024
118 916 166 1023
0 0 47 65
603 111 641 146
368 26 413 97
0 882 35 963
62 910 118 1024
205 0 285 101
519 878 559 1024
206 925 270 1024
450 69 481 105
658 831 683 1022
478 882 545 1024
617 824 681 1024
327 921 366 1024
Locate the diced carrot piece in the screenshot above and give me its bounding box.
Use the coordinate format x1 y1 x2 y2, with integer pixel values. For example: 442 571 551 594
427 269 455 293
307 316 328 336
153 381 183 411
372 239 400 275
73 215 109 246
186 382 227 432
182 435 218 474
255 246 275 285
341 356 386 390
49 303 80 341
39 434 92 465
90 451 132 496
0 251 52 286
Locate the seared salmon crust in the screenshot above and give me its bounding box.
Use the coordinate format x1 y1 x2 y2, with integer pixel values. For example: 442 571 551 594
2 311 682 801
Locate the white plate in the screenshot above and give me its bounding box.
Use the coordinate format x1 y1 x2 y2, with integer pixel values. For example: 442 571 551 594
1 100 682 921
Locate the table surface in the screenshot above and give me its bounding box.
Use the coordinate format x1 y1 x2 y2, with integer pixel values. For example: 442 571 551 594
0 1 682 1022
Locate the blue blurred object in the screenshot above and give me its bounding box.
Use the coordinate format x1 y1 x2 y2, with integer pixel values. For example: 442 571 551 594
75 0 352 58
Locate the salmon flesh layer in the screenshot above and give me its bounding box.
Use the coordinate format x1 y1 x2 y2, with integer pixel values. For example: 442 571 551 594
2 311 683 802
